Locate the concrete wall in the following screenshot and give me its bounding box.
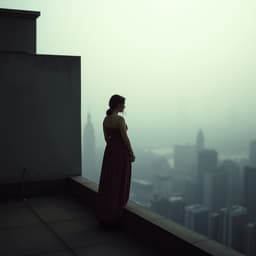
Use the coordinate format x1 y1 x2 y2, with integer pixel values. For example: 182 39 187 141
0 52 81 182
0 8 40 53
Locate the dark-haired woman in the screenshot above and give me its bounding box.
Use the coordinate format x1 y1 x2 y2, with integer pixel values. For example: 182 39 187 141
97 94 135 228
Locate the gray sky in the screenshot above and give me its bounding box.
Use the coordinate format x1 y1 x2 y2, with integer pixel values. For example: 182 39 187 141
1 0 256 154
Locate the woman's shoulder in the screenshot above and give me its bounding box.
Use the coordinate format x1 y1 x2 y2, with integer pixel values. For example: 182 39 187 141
103 114 125 128
104 114 125 121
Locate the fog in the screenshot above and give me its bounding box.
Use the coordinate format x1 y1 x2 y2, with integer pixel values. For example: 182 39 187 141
3 2 256 251
2 0 256 153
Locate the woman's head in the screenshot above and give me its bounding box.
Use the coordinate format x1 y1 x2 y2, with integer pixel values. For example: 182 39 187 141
106 94 125 115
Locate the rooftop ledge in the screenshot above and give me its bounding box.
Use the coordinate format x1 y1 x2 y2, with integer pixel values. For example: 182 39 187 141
69 176 244 256
0 8 40 19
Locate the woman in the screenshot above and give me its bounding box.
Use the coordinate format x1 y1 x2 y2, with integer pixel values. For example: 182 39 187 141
97 94 135 228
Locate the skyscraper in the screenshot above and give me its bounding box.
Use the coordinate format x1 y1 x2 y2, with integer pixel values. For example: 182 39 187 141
245 223 256 256
185 204 209 236
83 113 97 181
249 140 256 167
228 205 248 253
183 177 200 205
244 166 256 221
155 174 173 199
196 129 205 152
219 208 229 245
174 144 198 179
168 194 185 224
131 179 153 207
197 149 218 203
198 149 218 174
219 160 242 207
151 194 169 217
208 212 221 242
203 171 226 212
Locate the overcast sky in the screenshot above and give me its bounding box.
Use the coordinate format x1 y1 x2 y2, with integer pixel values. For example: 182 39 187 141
1 0 256 154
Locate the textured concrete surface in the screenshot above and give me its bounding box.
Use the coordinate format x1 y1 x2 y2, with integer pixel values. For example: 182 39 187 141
0 195 157 256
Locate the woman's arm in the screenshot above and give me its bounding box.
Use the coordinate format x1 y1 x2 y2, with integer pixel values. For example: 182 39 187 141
118 116 135 162
103 125 109 143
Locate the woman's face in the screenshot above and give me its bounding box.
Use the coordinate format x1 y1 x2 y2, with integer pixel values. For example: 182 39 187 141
117 103 125 112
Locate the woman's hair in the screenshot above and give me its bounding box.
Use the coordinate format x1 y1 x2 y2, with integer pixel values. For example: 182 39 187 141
106 94 125 115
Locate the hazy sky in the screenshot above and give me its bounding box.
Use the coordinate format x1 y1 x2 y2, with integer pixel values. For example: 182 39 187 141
1 0 256 153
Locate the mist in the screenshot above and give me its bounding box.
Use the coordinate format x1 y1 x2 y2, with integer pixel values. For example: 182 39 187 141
2 0 256 154
3 2 256 252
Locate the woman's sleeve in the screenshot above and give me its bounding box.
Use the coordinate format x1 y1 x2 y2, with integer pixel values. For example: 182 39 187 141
119 117 134 157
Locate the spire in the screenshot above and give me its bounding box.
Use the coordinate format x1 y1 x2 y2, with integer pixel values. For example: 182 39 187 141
83 112 96 180
85 112 94 135
87 113 91 123
196 129 205 151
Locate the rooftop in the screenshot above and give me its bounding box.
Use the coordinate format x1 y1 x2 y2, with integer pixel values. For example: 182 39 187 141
0 177 244 256
0 193 156 256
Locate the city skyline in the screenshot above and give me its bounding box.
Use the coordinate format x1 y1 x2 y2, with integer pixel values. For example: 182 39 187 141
83 101 256 255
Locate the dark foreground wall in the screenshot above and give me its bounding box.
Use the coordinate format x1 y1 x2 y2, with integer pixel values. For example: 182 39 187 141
0 52 81 182
0 8 40 53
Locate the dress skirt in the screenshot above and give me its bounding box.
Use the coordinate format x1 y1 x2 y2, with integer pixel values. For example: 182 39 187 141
96 129 131 224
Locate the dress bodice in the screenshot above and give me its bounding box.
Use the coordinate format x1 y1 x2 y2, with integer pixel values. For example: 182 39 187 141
104 128 123 142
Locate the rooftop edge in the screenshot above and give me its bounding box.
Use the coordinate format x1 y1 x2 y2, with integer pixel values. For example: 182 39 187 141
0 8 40 19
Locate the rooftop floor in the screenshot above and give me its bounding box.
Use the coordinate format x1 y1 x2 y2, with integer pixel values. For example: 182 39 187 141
0 194 157 256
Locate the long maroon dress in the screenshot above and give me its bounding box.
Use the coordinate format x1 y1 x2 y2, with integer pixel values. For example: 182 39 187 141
97 127 131 224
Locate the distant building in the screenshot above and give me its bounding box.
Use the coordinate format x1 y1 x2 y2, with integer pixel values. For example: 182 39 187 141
196 129 205 152
154 174 173 199
243 166 256 221
183 177 200 205
168 194 185 224
83 113 97 181
219 160 242 207
197 149 218 203
203 171 226 212
227 205 248 253
185 204 209 236
249 140 256 168
245 223 256 256
151 195 169 217
219 208 229 245
198 149 218 174
174 144 198 179
131 179 153 207
208 212 221 242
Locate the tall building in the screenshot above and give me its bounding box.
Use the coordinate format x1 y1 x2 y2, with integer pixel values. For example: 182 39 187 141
243 166 256 221
245 223 256 256
196 129 205 152
203 171 226 212
185 204 209 236
183 177 200 205
208 212 221 241
217 206 248 253
83 113 97 181
249 140 256 167
151 194 169 217
198 149 218 174
131 179 153 207
174 144 198 179
219 160 242 207
154 174 173 199
197 149 218 203
228 205 248 253
167 194 185 224
219 208 229 245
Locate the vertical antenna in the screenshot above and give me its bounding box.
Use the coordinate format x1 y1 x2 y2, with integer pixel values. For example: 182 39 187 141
21 168 27 200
